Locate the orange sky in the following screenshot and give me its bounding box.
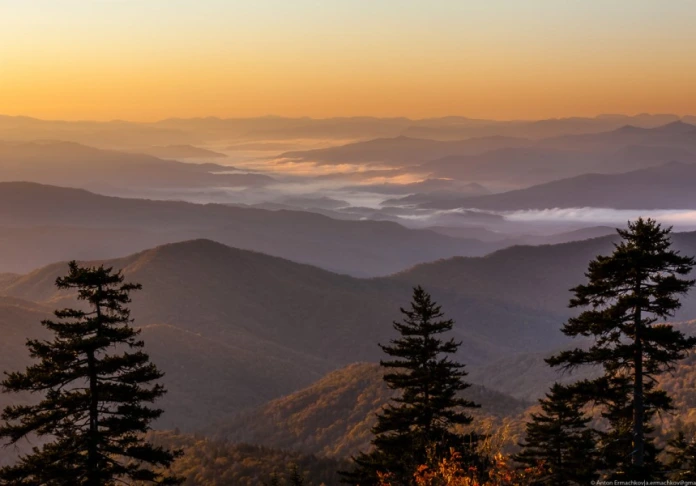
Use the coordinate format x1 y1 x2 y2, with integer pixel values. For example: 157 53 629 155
1 1 695 121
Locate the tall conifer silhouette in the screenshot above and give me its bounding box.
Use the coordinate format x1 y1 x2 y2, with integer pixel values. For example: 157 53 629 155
342 286 479 485
0 261 181 485
548 218 696 478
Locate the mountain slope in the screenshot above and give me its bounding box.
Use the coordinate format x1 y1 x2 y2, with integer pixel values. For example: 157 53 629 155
0 182 494 276
419 147 604 187
0 239 556 365
281 122 696 188
4 234 696 433
0 140 270 190
422 162 696 210
0 288 333 431
215 363 531 458
149 431 349 486
543 121 696 151
280 136 531 167
390 230 696 320
0 237 598 430
0 240 531 429
134 144 228 159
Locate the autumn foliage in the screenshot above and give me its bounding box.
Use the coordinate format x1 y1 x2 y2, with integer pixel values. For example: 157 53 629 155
377 449 544 486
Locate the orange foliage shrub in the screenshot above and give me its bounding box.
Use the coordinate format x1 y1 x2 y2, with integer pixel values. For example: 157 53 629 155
380 427 545 486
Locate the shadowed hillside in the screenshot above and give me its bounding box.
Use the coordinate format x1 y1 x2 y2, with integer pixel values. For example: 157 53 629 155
0 240 543 430
280 136 531 167
0 141 270 190
389 230 696 320
3 233 696 433
148 431 348 486
0 182 494 276
423 161 696 210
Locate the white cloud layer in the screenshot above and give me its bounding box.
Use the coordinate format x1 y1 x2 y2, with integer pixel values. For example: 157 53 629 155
500 208 696 227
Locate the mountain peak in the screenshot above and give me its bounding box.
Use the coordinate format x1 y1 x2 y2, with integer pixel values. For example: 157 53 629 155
613 124 647 134
654 120 696 134
129 239 267 269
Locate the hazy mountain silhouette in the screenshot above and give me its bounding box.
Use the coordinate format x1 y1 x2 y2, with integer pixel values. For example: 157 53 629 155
0 182 496 276
278 121 696 189
0 239 560 365
340 179 490 197
0 115 199 148
543 120 696 151
419 144 696 187
0 141 271 191
3 234 696 432
421 161 696 210
390 230 696 320
0 239 564 428
1 113 689 148
133 144 228 159
427 225 618 245
280 136 531 167
152 114 687 142
276 196 351 210
402 114 684 140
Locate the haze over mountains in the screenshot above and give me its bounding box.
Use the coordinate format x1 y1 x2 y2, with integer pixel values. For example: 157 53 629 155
2 112 696 482
2 114 696 236
418 161 696 210
0 182 494 275
2 235 696 452
282 122 696 187
1 113 688 146
0 141 271 193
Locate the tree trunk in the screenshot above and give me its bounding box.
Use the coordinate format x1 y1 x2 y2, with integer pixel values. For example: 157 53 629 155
87 297 102 486
633 284 644 468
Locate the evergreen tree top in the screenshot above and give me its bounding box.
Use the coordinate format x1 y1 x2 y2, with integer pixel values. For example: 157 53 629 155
548 218 696 375
571 218 695 315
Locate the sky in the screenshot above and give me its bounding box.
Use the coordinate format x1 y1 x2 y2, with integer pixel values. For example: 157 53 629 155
1 0 695 121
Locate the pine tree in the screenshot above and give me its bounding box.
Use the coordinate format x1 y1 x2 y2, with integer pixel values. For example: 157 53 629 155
342 286 480 486
265 472 281 486
514 383 598 485
0 261 182 485
547 218 696 478
288 464 305 486
666 431 696 480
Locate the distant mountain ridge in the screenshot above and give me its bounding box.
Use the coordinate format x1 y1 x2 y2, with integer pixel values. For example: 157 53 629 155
280 135 532 166
0 140 269 191
0 235 614 429
419 161 696 210
133 144 228 159
278 121 696 189
3 232 696 433
0 182 495 276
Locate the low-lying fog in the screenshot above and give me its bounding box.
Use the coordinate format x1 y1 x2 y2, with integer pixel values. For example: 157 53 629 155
3 113 696 242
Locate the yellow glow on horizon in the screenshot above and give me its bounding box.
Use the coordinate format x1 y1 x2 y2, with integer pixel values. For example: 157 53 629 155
1 0 695 121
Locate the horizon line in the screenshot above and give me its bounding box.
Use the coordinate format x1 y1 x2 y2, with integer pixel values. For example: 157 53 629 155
1 112 694 125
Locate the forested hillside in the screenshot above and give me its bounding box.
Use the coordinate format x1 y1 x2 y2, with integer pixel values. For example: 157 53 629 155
214 363 531 458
